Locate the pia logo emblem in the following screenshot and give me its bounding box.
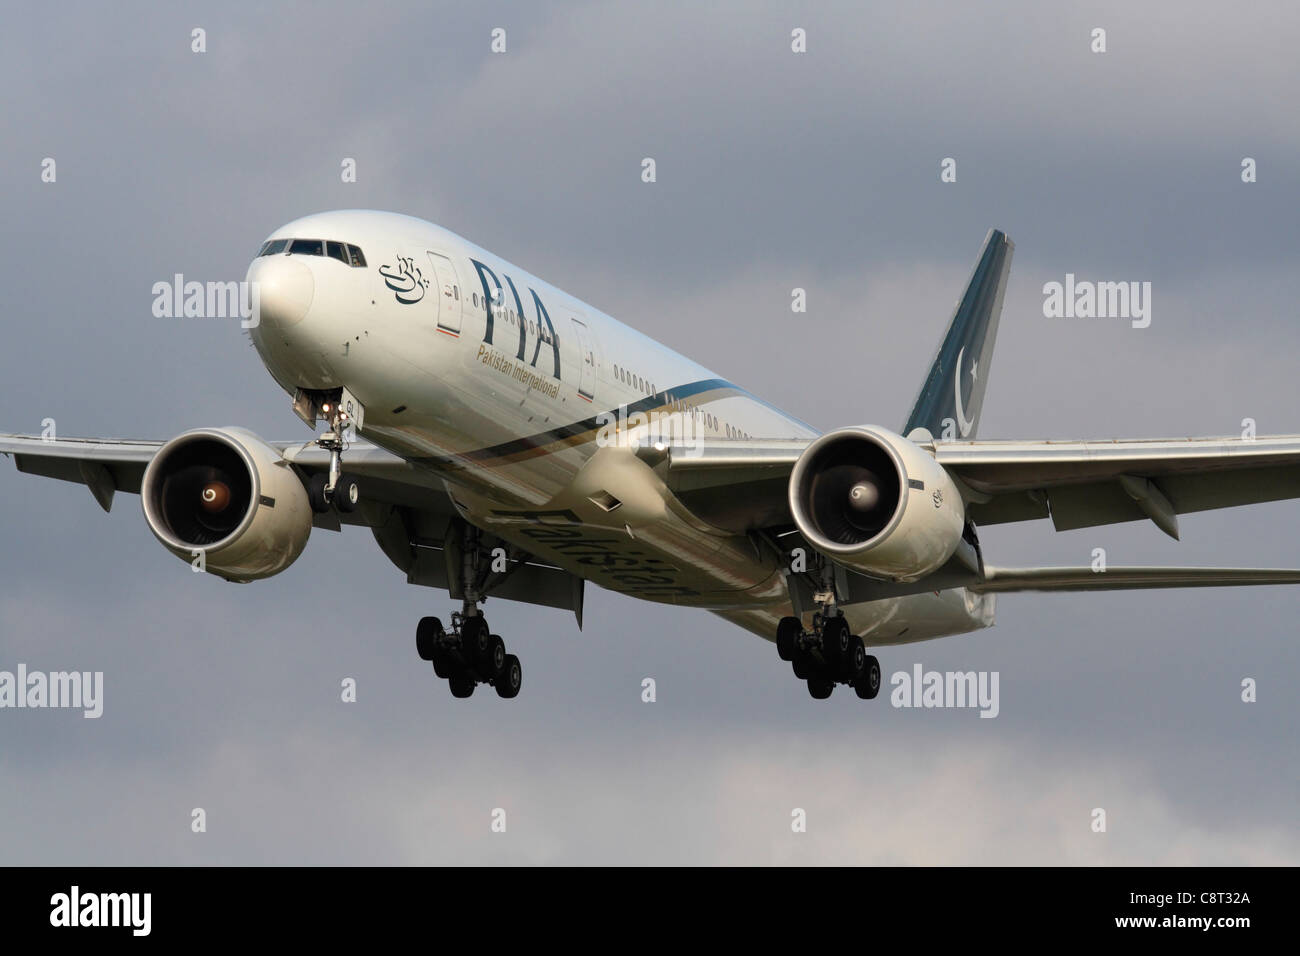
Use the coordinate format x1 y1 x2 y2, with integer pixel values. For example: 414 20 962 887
378 255 429 305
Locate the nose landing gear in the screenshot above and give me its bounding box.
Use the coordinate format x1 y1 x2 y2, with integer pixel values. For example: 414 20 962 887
306 396 360 514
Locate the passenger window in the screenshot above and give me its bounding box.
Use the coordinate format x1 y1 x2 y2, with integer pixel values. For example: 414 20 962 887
263 238 288 256
326 241 348 264
289 238 324 256
346 244 367 267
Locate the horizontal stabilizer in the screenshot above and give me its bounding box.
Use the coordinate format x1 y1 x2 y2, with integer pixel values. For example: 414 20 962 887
972 565 1300 593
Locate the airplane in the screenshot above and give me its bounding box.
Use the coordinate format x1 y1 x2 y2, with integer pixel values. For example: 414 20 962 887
6 210 1300 701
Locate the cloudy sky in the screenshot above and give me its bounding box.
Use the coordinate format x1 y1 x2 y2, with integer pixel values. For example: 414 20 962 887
1 1 1297 864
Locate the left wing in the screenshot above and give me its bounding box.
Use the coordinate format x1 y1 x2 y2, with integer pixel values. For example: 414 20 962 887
972 565 1300 592
934 435 1300 536
651 433 1300 541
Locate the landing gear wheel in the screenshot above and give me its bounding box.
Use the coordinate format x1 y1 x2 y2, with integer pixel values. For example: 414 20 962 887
775 616 801 662
307 473 332 514
854 654 881 700
842 635 866 683
334 474 360 513
431 650 454 680
415 616 442 661
807 675 834 699
792 648 812 680
482 634 506 679
448 671 476 698
461 615 490 662
495 654 522 699
822 615 851 663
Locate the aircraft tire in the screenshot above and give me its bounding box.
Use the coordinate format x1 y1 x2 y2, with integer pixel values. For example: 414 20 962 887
775 616 801 661
854 655 881 700
495 654 522 699
448 671 476 698
807 675 834 699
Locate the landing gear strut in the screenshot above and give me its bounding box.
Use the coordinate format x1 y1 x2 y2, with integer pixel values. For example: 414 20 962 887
307 396 360 515
775 611 880 701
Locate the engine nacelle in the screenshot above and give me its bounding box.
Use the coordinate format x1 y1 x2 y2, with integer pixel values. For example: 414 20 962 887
141 427 312 582
788 425 965 582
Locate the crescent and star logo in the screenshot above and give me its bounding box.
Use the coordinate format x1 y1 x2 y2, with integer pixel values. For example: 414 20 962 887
953 345 978 437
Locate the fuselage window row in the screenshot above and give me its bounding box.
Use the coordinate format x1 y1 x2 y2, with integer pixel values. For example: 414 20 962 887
608 363 750 438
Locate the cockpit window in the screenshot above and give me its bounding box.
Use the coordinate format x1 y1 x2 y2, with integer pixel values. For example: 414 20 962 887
289 238 324 256
260 237 364 265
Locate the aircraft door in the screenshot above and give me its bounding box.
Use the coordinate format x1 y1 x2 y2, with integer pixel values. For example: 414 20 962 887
569 317 596 403
426 251 463 336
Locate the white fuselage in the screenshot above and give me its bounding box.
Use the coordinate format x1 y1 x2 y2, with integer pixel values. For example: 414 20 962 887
246 210 994 645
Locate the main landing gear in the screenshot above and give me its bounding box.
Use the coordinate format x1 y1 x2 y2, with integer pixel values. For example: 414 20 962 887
307 398 361 515
415 610 522 699
775 612 881 701
414 522 524 699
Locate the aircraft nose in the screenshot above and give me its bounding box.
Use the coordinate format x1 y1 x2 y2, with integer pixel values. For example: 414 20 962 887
248 255 314 328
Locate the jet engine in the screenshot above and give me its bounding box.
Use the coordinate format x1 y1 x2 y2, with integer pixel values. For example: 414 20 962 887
788 425 965 582
141 427 312 581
